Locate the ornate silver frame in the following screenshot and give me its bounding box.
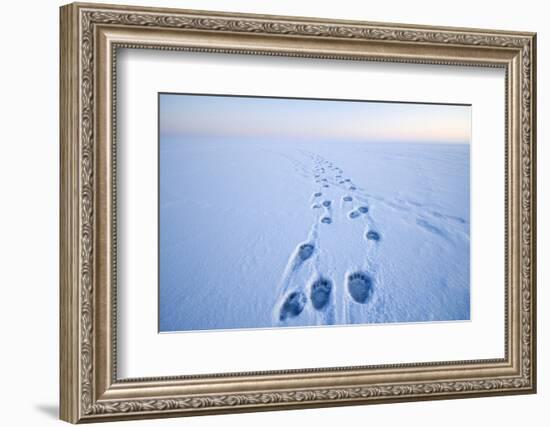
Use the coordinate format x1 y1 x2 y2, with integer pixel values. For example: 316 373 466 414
60 2 537 423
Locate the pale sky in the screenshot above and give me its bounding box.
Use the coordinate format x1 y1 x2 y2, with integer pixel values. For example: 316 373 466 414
160 93 470 144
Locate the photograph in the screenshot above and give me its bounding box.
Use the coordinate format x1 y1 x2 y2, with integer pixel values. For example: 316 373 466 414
56 2 536 422
158 93 472 332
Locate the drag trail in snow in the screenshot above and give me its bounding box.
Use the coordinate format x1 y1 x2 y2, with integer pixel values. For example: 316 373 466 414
159 139 470 332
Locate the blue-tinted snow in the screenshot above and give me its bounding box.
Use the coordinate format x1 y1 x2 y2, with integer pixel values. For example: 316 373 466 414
159 139 470 332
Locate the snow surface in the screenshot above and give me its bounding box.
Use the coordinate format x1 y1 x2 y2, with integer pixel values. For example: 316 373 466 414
159 139 470 332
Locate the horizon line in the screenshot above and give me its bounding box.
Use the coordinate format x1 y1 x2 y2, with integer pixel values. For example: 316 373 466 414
160 134 471 145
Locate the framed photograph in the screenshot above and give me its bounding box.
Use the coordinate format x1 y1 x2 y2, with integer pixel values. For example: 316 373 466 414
60 2 537 423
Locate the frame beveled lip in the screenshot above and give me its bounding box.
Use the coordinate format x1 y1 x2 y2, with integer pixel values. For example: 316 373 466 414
60 2 536 423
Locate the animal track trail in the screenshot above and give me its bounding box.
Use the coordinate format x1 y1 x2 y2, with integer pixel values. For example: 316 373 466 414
371 193 468 240
416 218 448 239
274 151 384 326
274 237 319 324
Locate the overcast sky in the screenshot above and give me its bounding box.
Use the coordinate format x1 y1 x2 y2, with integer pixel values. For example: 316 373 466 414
160 93 470 144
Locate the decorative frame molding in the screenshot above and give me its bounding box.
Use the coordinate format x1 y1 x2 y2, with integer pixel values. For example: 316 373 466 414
60 2 536 423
